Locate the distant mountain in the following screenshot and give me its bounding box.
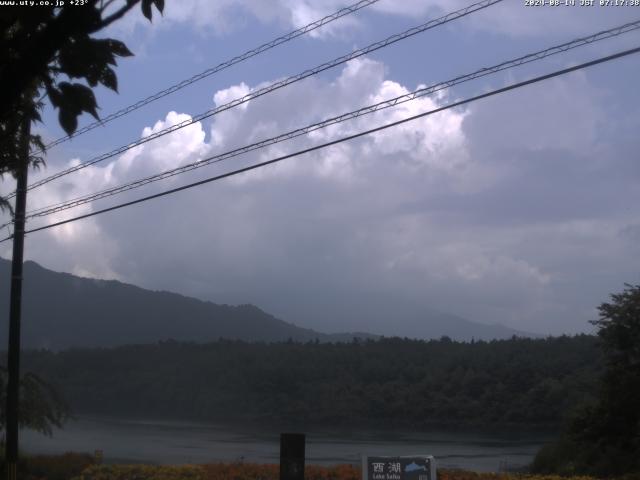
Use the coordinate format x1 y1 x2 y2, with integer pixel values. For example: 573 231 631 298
0 258 534 349
0 258 356 349
285 290 539 342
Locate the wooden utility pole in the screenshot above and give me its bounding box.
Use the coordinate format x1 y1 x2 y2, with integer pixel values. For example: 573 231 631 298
5 113 30 480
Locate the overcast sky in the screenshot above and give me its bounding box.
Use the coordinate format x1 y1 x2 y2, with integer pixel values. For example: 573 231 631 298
2 0 639 336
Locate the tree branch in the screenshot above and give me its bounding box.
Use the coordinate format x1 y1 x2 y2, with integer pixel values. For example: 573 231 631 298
91 0 140 33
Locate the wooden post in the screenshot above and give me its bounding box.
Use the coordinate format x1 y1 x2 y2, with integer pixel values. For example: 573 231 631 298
5 113 29 480
280 433 305 480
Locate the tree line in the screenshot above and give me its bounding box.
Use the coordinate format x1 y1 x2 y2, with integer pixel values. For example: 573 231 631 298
15 334 601 430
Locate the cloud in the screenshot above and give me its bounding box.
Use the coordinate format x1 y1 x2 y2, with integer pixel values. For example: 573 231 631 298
6 52 639 337
464 71 605 156
105 0 364 39
371 0 634 38
106 0 634 43
7 109 210 281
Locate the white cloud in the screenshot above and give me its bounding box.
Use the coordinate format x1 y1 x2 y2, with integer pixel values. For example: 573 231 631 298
107 0 633 42
207 58 469 183
7 52 639 337
138 111 209 172
105 0 361 39
280 0 363 39
14 57 464 292
5 109 210 280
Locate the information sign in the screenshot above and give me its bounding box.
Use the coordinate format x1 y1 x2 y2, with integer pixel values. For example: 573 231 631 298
362 455 436 480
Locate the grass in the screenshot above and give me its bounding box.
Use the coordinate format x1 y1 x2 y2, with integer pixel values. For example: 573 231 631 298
4 453 638 480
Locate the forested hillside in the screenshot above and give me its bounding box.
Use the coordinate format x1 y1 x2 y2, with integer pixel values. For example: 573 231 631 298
0 258 532 347
0 259 364 348
18 335 600 429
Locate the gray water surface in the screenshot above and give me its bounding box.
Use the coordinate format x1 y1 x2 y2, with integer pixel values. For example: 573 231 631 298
21 416 552 472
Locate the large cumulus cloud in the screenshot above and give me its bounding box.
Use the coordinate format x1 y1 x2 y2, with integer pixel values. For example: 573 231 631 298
3 52 639 336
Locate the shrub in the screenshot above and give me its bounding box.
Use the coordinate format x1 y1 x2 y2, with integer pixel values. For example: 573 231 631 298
0 451 94 480
71 464 204 480
199 462 360 480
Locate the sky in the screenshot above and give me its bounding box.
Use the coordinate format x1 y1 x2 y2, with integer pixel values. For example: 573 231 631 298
1 0 639 337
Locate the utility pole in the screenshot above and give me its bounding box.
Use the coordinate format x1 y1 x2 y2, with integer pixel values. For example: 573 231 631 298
5 112 30 480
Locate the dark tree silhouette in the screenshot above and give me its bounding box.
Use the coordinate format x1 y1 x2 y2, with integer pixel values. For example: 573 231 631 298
0 0 164 208
533 284 640 476
0 366 69 437
0 0 164 445
576 284 640 468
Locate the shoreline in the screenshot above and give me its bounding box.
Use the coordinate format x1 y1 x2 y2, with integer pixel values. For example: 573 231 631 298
20 415 548 473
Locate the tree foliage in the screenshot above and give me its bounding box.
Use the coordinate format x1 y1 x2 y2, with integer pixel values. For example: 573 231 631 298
0 366 69 437
0 0 164 210
533 284 640 476
580 284 640 444
21 335 601 429
1 0 164 439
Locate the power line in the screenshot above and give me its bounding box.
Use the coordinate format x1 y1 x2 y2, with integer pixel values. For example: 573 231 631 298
22 19 640 220
3 45 637 243
24 0 502 192
37 0 382 153
12 0 503 198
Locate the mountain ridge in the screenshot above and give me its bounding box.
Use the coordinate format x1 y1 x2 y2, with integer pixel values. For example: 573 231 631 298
0 257 534 349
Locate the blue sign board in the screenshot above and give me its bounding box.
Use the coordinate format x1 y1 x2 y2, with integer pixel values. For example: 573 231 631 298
362 455 436 480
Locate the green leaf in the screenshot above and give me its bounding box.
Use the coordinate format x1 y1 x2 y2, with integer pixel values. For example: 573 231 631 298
46 84 61 108
68 83 100 120
106 39 133 58
59 108 78 136
99 67 118 92
58 36 119 86
141 0 153 21
56 82 100 134
153 0 165 14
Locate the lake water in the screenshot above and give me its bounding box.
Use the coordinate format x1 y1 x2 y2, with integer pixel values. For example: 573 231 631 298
21 416 552 472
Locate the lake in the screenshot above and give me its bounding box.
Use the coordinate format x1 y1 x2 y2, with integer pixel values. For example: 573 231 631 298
21 416 552 472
